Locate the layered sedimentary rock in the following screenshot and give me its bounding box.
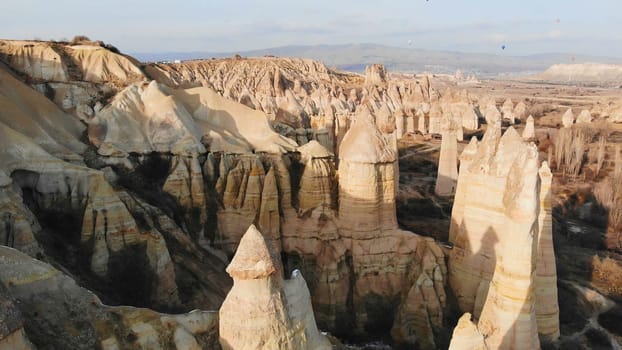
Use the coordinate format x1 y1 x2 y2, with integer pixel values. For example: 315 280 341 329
534 162 560 341
89 81 297 155
0 61 231 315
219 225 331 350
448 120 559 347
475 138 541 349
338 111 398 236
0 246 219 350
0 62 86 161
297 140 336 212
0 120 179 306
0 40 145 84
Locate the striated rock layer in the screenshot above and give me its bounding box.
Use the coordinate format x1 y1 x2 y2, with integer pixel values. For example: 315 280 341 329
448 118 560 347
219 225 331 350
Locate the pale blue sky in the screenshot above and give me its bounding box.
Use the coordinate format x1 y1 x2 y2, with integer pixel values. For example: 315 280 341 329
1 0 621 56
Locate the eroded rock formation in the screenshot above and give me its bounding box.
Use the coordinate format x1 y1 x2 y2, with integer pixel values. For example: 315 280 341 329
448 118 560 347
0 246 219 350
219 225 331 350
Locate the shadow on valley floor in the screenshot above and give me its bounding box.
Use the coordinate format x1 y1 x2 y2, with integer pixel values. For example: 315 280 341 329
552 185 622 349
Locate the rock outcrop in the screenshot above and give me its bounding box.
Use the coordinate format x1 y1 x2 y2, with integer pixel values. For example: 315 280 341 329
523 115 535 140
0 246 220 350
219 225 331 350
576 109 592 124
0 40 145 84
448 120 560 347
435 116 459 196
562 108 575 128
365 64 387 86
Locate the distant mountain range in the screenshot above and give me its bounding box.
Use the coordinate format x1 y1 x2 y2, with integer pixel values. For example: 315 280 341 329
131 43 622 78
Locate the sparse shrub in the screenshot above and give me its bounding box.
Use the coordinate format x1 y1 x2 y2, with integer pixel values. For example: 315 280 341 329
594 170 622 251
554 125 601 179
70 35 91 45
592 136 607 177
103 43 120 54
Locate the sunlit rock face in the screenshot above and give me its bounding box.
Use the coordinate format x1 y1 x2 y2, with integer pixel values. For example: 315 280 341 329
448 118 560 348
219 225 331 350
338 111 398 237
0 60 231 316
435 115 460 197
522 115 535 140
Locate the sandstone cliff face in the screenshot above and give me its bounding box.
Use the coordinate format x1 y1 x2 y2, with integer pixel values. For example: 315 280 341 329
219 225 331 350
0 40 145 84
0 246 220 350
297 140 336 213
448 121 560 347
523 115 536 140
0 39 147 131
0 60 232 316
338 112 398 237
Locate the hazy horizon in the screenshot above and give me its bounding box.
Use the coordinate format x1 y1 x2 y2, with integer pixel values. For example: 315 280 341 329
2 0 622 57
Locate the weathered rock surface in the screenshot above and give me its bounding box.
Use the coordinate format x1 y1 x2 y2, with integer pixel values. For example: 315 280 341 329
365 64 387 86
448 121 560 347
435 116 459 196
447 313 485 350
0 246 220 350
522 115 535 140
562 108 575 128
219 225 331 350
576 109 592 124
0 40 145 84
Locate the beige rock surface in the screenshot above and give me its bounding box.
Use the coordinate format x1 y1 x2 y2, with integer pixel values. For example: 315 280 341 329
562 108 575 128
0 40 68 81
338 111 398 237
448 313 486 350
297 141 336 212
535 162 560 341
523 115 536 140
219 225 331 350
0 40 145 85
448 123 559 347
0 63 86 161
576 109 592 124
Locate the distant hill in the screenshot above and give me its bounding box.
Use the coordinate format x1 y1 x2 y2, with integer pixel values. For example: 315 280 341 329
131 43 622 78
532 63 622 86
